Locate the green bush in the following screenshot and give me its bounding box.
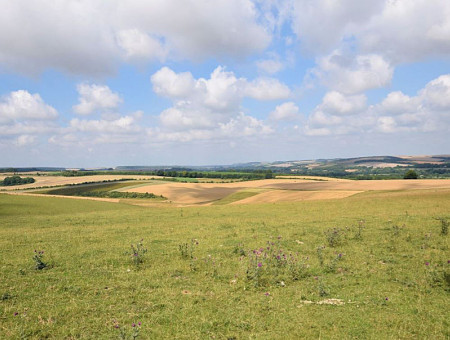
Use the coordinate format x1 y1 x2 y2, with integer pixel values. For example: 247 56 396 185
1 175 35 186
404 169 418 179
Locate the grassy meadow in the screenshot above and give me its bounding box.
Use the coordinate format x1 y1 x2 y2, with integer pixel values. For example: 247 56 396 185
0 189 449 339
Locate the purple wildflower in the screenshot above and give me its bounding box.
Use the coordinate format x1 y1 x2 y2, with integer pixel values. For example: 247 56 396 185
138 322 141 326
385 297 389 301
132 323 136 327
14 312 18 316
264 292 270 296
257 262 262 267
425 262 430 266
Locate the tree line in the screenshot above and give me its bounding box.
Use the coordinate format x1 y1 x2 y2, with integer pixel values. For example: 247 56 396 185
1 175 35 186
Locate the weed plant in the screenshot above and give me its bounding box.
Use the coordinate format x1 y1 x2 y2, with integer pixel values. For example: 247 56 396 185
129 240 147 266
32 250 47 270
437 217 448 235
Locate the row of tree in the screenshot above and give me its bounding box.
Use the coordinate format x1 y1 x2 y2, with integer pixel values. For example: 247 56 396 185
59 169 274 180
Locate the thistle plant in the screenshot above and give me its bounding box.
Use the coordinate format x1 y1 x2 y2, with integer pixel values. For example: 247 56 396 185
326 253 343 273
233 242 246 256
33 250 47 270
178 238 198 259
246 238 307 287
129 239 147 266
317 246 325 266
436 217 448 236
355 220 365 240
114 320 141 340
325 228 344 247
317 276 329 297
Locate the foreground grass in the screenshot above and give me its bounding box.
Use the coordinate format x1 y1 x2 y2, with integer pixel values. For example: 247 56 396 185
0 190 449 339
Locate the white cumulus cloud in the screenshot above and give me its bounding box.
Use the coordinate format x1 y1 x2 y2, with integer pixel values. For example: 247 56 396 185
151 66 289 133
269 102 300 121
150 66 278 141
73 84 122 115
0 90 58 123
319 91 367 116
314 51 393 94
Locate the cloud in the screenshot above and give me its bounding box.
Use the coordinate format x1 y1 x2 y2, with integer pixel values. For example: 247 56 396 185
151 67 196 99
419 74 450 110
70 116 140 134
73 84 122 115
151 66 289 133
304 73 450 136
0 0 119 76
374 74 450 133
291 0 383 54
149 113 273 143
378 91 420 115
313 51 393 94
149 66 280 141
119 0 270 59
116 29 167 62
245 78 291 100
358 0 450 63
0 0 270 76
290 0 450 63
0 90 58 123
269 102 300 121
318 91 367 116
15 135 35 147
48 114 144 147
256 58 284 74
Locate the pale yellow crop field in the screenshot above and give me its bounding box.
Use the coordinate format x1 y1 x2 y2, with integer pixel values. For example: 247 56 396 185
0 175 155 191
124 178 450 205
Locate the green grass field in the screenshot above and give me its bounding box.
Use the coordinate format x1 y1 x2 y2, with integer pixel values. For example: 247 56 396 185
0 189 449 339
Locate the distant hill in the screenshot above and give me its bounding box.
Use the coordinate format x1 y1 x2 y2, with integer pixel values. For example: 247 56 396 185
2 155 449 179
225 155 450 170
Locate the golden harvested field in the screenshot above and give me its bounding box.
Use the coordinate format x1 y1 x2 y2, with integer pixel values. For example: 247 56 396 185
125 178 450 205
4 174 450 205
0 175 155 191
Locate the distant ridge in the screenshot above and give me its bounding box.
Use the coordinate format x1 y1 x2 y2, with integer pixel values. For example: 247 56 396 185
1 154 449 173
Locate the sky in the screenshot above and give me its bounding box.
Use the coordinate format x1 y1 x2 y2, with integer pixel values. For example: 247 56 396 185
0 0 449 167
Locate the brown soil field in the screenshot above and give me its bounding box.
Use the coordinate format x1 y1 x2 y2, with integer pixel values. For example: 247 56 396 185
125 178 450 205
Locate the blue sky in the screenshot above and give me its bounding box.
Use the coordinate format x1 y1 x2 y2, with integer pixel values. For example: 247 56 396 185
0 0 449 167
